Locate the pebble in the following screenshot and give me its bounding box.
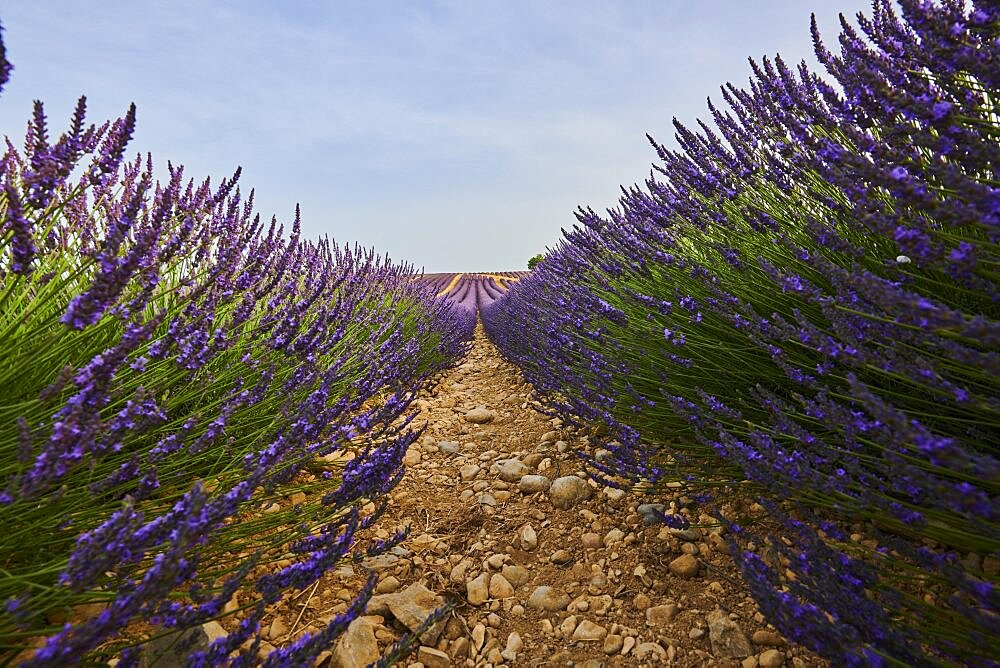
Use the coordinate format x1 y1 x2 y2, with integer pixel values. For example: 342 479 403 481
502 631 523 662
526 586 571 612
501 564 529 587
416 646 450 668
759 649 785 667
669 527 701 541
451 637 471 659
459 464 480 481
603 634 624 655
464 406 494 424
604 487 626 502
437 440 460 454
709 532 730 553
573 619 608 641
519 523 538 551
636 503 666 525
548 475 593 509
449 561 469 583
669 553 700 578
518 474 551 494
603 528 625 546
582 532 603 549
375 575 400 594
467 573 489 606
471 623 487 651
646 603 679 626
522 452 545 469
752 630 786 647
550 549 573 565
368 583 447 644
622 636 637 656
708 608 753 659
267 617 286 641
489 574 515 598
497 458 528 482
332 617 379 668
486 553 507 569
635 642 667 661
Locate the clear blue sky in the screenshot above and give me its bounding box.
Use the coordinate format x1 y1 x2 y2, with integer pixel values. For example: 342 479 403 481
0 1 872 272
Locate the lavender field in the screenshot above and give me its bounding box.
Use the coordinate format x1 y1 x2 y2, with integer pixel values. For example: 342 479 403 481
1 1 998 666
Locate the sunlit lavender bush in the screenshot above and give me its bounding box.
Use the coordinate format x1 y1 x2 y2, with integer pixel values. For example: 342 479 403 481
0 26 470 666
484 1 998 664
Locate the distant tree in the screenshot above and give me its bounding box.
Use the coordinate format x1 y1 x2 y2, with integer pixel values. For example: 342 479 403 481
527 253 544 270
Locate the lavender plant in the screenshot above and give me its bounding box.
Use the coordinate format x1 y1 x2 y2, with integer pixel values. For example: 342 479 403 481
0 25 470 666
484 1 998 664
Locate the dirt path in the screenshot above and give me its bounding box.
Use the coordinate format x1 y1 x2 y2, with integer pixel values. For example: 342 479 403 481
259 325 822 667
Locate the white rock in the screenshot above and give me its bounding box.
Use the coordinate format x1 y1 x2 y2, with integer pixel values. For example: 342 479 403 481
497 458 528 482
467 572 489 606
464 406 494 424
518 474 551 493
526 586 571 612
489 574 515 598
548 475 593 509
572 619 608 641
501 631 523 662
708 608 752 658
332 617 380 668
519 524 538 551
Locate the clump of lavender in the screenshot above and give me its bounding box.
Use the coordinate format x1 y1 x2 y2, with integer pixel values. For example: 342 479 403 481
485 1 997 664
0 26 469 666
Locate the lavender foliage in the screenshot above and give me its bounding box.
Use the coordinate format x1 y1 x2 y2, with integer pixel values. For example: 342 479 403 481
0 25 470 666
485 1 998 664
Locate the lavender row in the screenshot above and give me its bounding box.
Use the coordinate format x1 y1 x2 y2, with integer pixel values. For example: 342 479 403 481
0 33 470 666
484 1 997 665
417 272 526 318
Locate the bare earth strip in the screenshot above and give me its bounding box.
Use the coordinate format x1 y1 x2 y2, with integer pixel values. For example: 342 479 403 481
256 324 823 667
437 273 465 297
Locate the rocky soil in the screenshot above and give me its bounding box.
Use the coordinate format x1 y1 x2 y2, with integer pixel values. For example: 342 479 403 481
242 325 826 667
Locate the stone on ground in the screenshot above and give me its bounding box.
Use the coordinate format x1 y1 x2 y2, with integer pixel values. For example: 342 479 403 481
464 406 494 424
548 475 592 509
332 616 380 668
708 608 753 659
526 586 571 612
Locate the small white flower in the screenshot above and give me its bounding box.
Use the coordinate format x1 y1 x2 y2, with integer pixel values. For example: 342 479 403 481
895 255 911 264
